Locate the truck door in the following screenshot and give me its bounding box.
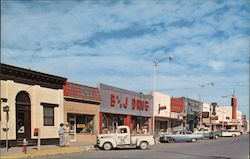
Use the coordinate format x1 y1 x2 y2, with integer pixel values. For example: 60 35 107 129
116 127 130 145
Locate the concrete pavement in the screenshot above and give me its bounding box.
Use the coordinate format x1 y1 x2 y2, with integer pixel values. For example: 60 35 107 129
0 142 96 159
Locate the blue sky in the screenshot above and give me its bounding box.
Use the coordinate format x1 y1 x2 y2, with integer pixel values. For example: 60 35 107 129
1 0 250 117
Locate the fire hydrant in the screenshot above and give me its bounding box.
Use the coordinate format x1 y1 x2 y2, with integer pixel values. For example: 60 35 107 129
22 138 28 154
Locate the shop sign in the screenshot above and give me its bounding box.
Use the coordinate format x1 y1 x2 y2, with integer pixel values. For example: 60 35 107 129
99 84 153 116
210 116 218 120
110 94 149 111
158 104 166 114
187 99 200 108
202 112 209 118
77 124 85 128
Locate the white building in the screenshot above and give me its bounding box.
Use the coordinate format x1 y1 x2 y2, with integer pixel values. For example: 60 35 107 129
152 92 171 134
0 63 66 147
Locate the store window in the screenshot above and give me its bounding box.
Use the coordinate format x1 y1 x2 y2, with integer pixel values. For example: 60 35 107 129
43 106 54 126
131 116 149 134
102 113 125 134
76 114 94 133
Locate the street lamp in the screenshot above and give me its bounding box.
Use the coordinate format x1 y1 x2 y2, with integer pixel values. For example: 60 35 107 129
153 56 173 92
198 82 214 127
152 56 172 134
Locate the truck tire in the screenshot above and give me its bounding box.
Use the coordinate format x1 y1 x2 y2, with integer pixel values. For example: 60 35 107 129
214 135 219 139
191 138 196 142
103 142 112 150
139 141 149 150
232 134 236 137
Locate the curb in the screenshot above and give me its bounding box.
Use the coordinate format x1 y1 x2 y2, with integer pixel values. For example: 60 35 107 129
1 146 96 159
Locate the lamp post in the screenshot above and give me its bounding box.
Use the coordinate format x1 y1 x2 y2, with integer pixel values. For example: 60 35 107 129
152 56 172 134
198 82 214 127
153 56 173 92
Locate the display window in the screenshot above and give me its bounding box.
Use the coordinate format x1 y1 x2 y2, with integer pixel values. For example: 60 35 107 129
72 114 94 134
131 116 149 134
102 113 125 133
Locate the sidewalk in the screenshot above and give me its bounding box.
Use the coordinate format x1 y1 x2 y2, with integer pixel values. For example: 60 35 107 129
0 142 96 159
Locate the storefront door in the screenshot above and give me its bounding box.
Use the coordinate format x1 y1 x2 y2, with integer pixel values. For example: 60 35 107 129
16 91 31 141
69 115 76 142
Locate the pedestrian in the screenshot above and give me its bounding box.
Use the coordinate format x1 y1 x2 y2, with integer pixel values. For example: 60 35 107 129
64 122 70 146
58 123 65 147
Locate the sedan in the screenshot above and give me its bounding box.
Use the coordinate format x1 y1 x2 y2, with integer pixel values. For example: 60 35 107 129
159 130 203 143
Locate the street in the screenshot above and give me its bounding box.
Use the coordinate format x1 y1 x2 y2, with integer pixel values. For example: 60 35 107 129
35 134 249 159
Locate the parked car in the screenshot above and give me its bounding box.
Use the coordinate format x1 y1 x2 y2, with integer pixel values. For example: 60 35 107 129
194 128 221 139
221 130 241 137
159 130 203 143
96 125 155 150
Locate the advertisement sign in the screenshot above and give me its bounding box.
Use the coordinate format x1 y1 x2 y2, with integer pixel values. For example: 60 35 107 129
153 92 171 117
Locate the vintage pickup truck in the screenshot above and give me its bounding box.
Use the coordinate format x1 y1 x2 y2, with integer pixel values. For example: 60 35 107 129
96 125 155 150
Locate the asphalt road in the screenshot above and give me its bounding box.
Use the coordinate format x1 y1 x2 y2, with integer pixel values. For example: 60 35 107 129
36 134 249 159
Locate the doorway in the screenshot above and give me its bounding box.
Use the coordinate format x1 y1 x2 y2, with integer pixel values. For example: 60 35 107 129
16 91 31 141
68 114 76 142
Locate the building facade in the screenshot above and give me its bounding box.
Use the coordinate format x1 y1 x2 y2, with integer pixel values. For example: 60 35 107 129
152 92 171 134
64 82 101 144
98 83 153 134
170 97 185 132
0 63 66 147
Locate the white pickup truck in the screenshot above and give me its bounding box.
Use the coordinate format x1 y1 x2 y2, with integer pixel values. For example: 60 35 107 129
96 125 155 150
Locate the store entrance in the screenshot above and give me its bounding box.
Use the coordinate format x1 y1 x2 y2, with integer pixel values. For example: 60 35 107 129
16 91 31 141
68 114 76 142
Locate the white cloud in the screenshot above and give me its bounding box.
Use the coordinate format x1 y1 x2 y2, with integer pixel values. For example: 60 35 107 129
208 60 225 70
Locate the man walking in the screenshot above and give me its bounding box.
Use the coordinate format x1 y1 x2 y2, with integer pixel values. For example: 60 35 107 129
59 123 65 147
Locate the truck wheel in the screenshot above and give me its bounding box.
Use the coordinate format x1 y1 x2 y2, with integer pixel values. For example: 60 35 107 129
139 141 149 150
103 142 112 150
232 134 236 137
191 138 196 142
215 135 219 139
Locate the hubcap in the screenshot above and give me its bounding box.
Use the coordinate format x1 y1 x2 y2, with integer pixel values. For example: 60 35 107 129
104 143 111 150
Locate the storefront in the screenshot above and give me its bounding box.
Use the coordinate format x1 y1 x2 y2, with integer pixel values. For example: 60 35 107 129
99 83 153 135
64 82 101 144
170 97 185 132
184 98 202 132
0 63 66 147
152 92 171 134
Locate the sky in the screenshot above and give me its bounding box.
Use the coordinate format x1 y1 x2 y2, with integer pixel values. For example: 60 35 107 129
1 0 250 117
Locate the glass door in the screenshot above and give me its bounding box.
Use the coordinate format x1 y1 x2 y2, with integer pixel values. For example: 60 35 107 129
68 115 76 142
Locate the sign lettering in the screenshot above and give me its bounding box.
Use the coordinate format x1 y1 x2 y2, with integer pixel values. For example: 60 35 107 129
110 94 150 111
